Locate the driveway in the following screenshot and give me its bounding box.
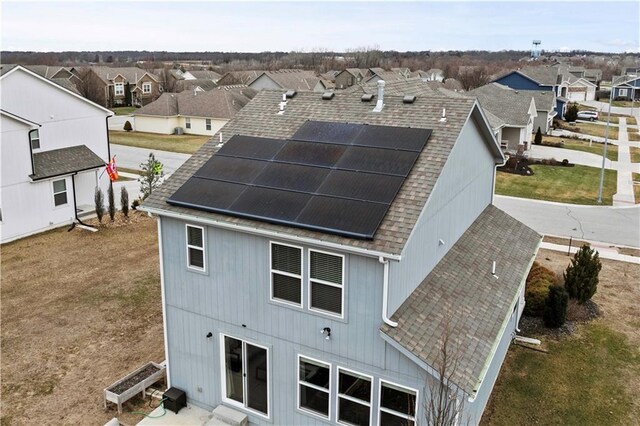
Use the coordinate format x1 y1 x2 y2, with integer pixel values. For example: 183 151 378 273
110 144 189 174
494 195 640 248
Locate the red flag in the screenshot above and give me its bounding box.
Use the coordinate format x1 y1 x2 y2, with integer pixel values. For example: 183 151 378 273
106 156 118 181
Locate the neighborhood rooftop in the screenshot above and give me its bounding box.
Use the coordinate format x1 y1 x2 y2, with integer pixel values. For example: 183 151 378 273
468 83 536 127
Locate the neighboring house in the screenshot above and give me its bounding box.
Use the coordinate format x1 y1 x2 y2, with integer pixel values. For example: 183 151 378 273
175 79 219 93
132 86 257 136
468 83 538 152
81 66 162 107
247 70 327 92
140 87 541 425
334 68 367 89
320 70 340 82
612 75 640 100
0 65 112 243
621 66 640 76
423 68 445 82
353 77 463 99
365 68 411 84
189 70 222 82
568 66 602 85
217 71 265 86
565 75 597 102
526 90 557 134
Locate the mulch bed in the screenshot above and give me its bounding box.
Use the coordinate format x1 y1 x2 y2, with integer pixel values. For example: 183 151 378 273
87 210 150 229
519 300 601 340
107 364 160 395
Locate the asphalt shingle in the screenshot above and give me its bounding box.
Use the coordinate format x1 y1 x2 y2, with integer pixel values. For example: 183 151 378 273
30 145 105 180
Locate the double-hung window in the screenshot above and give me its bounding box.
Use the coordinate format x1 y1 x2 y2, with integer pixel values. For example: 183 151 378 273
185 117 191 129
142 82 152 94
29 129 40 150
114 82 124 96
378 380 417 426
52 179 67 206
337 367 372 426
270 242 302 306
619 88 628 97
309 249 344 317
186 224 205 271
206 119 212 131
298 356 331 419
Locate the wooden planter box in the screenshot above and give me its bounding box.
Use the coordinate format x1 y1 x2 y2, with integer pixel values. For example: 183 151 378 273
103 361 166 414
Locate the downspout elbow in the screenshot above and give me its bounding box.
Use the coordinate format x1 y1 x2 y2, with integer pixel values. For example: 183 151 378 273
379 256 398 328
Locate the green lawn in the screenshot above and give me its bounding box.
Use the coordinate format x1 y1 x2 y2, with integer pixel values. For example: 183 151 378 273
631 147 640 163
630 133 640 142
610 100 637 108
482 322 639 426
556 121 619 140
633 173 640 203
542 136 617 162
495 164 617 205
110 107 138 115
109 131 209 154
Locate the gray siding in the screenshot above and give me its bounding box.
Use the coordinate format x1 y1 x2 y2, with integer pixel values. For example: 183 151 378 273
387 116 496 313
248 75 282 91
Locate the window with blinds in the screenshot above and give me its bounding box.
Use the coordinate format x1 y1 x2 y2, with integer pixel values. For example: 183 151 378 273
270 242 302 306
186 224 205 271
309 250 344 317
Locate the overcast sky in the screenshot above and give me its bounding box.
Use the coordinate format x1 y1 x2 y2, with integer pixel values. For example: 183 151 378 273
2 1 638 53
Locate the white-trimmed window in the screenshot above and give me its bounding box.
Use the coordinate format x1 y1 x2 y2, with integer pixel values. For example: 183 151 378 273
378 380 418 426
142 82 152 94
298 356 331 419
309 249 344 317
337 367 372 426
186 224 205 271
619 88 628 97
52 179 67 207
270 242 302 307
206 118 212 131
185 117 191 129
29 129 40 150
114 82 124 96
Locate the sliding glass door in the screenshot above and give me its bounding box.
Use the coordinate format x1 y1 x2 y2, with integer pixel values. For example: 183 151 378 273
222 335 269 417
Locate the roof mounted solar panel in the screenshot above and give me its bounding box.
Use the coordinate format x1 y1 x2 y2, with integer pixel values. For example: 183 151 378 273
292 121 363 145
216 135 286 160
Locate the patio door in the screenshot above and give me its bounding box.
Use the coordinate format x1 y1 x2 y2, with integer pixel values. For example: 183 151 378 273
222 335 269 417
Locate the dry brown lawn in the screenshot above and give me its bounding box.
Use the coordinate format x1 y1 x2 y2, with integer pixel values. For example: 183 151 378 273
1 212 163 425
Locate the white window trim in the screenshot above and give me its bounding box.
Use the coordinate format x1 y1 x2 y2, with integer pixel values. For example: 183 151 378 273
377 379 419 426
219 333 271 420
269 241 303 308
52 178 68 208
142 82 152 94
336 366 373 426
206 118 212 131
185 224 206 272
619 88 628 96
297 354 332 421
30 129 40 150
114 82 124 96
308 248 345 319
185 117 191 129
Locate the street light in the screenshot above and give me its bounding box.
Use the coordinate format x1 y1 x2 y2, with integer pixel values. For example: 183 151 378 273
596 83 614 204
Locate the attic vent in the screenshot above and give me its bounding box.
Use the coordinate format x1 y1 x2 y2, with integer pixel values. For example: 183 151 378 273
322 92 335 100
403 95 417 104
361 94 375 102
285 90 297 99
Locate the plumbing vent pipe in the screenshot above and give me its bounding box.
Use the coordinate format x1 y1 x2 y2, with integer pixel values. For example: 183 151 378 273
373 80 385 112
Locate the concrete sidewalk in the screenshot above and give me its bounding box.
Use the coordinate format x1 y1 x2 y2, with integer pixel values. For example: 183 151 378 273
540 241 640 264
612 117 636 206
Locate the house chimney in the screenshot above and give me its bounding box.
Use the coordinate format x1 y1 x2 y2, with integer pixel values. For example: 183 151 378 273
373 80 385 112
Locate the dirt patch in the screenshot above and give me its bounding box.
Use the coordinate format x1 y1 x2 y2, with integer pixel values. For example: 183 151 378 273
1 212 164 425
619 246 640 257
107 364 160 395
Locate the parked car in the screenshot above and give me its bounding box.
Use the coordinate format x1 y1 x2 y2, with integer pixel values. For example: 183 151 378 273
577 111 599 121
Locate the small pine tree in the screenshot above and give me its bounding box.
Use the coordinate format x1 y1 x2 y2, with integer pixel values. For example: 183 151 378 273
139 153 164 200
534 127 542 145
564 245 602 304
107 183 116 221
564 103 579 122
123 120 133 132
120 187 129 218
543 285 569 328
94 187 105 223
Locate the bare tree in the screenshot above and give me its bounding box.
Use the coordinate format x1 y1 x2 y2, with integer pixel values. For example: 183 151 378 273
74 67 107 106
457 66 490 91
425 322 465 426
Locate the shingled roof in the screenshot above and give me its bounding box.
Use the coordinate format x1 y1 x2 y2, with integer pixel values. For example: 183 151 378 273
88 66 158 84
142 89 502 256
249 70 323 91
30 145 105 180
381 204 541 397
468 83 536 127
514 65 560 86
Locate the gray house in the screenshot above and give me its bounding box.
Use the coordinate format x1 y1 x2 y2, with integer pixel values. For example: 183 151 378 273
141 86 541 425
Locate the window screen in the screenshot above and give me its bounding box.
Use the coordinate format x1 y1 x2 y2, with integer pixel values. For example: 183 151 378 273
271 243 302 306
309 250 343 316
30 130 40 150
186 225 205 270
53 179 67 206
206 119 212 131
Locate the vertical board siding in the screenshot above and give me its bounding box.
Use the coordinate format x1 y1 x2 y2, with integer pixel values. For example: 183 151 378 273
387 117 496 314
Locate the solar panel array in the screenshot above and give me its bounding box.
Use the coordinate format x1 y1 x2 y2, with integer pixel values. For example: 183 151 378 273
167 120 432 239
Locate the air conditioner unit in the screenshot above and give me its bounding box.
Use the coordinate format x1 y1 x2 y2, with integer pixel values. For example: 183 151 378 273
175 127 184 135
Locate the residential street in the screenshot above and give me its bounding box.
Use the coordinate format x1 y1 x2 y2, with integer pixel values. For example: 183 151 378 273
495 195 640 248
110 144 189 174
580 100 640 121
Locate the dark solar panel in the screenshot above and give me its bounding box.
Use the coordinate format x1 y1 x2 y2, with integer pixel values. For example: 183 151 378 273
194 156 267 184
336 146 420 176
230 187 311 223
274 141 347 167
217 135 286 160
353 125 431 152
317 170 404 204
168 178 246 211
253 162 330 193
292 120 363 145
296 197 389 239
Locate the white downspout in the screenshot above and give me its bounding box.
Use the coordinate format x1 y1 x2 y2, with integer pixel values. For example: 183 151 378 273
157 218 171 387
379 256 398 327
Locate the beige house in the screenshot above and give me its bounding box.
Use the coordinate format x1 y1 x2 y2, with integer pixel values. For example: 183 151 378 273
133 86 257 136
81 66 162 107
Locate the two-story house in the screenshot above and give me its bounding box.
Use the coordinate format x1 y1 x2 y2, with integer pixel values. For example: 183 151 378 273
141 85 541 425
80 66 162 107
0 65 112 243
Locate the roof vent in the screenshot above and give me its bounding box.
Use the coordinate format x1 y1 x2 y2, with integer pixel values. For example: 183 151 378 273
403 95 416 104
439 108 447 123
285 90 297 99
322 91 335 100
373 80 385 113
361 94 375 102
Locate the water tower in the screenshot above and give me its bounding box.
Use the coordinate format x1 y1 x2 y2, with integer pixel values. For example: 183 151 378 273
531 40 542 59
